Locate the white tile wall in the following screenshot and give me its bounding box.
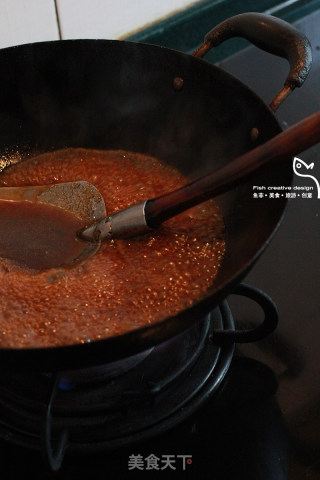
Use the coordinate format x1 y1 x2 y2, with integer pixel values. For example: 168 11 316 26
0 0 59 49
56 0 200 39
0 0 200 49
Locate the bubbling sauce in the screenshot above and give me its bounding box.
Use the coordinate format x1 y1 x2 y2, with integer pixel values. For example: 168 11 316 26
0 148 225 348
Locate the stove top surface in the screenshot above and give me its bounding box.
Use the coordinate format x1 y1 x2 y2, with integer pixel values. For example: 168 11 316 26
219 9 320 480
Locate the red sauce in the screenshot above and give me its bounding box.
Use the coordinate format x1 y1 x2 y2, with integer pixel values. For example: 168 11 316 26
0 148 225 348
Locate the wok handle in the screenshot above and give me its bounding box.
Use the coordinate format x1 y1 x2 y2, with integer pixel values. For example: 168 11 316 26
192 12 312 112
212 284 279 344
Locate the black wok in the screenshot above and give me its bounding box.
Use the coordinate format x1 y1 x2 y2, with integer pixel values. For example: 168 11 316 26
0 13 312 370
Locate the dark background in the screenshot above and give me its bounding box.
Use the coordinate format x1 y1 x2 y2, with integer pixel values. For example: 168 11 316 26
219 10 320 479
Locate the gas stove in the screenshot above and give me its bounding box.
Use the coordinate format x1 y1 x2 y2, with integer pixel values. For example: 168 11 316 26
0 285 282 479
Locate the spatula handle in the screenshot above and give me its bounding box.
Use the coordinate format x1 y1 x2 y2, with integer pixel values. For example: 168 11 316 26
79 111 320 242
145 111 320 228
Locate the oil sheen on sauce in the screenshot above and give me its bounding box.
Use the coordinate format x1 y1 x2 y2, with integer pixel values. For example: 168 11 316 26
0 148 226 348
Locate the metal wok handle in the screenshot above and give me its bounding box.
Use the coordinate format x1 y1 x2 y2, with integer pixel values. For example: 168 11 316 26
192 12 312 112
212 284 278 344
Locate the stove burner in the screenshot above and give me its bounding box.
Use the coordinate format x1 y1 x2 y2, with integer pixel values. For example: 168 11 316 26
0 284 278 471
